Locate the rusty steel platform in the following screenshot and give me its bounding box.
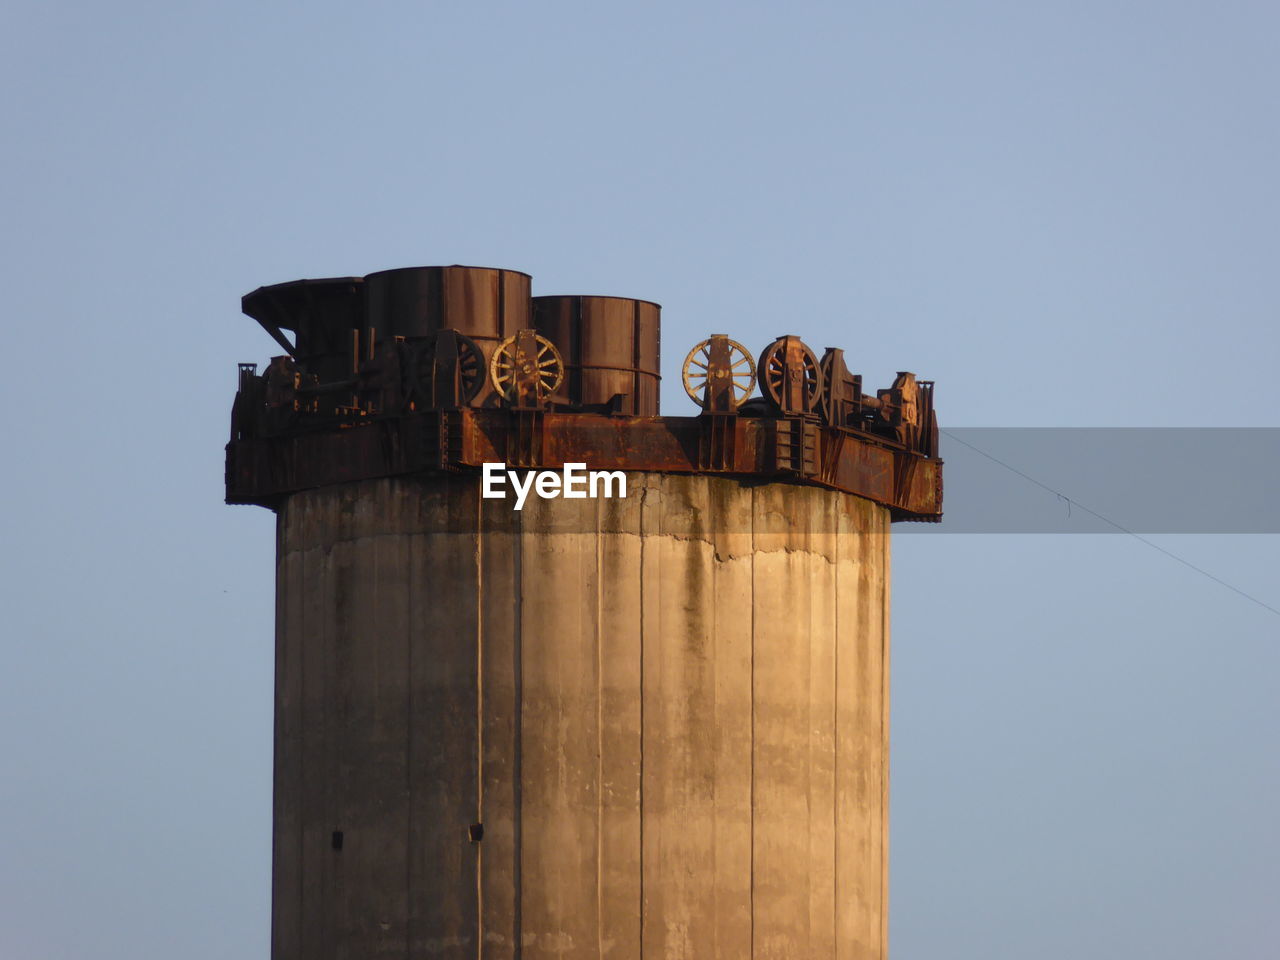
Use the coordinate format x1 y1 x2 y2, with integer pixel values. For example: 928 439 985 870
225 264 942 521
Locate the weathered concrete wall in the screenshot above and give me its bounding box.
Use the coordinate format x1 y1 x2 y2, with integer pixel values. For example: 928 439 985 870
273 472 890 960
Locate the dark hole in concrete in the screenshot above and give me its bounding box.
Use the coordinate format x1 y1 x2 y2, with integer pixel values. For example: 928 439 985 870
332 830 344 851
468 823 484 843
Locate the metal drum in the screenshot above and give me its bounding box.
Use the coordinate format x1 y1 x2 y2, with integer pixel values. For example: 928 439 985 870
533 295 661 415
363 264 531 345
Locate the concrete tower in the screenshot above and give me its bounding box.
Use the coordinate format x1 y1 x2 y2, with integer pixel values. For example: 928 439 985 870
226 265 942 960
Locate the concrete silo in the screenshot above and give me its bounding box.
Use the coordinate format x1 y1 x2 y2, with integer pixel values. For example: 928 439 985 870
227 265 942 960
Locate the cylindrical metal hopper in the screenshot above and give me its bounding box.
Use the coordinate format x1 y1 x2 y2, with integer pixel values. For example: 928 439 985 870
364 265 531 345
533 295 661 415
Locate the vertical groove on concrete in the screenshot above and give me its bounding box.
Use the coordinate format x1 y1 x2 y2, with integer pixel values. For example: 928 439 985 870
320 515 331 960
709 477 753 960
406 520 415 959
835 505 848 960
637 486 645 960
513 509 523 960
478 492 519 959
711 506 721 960
594 498 603 960
476 494 485 960
811 496 837 960
749 485 756 960
880 521 891 960
832 503 840 959
275 510 305 960
304 509 324 960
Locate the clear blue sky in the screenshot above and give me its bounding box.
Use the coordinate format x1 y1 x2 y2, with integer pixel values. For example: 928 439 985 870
1 2 1276 957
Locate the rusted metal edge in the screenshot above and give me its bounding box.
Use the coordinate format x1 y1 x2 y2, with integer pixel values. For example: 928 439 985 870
226 409 942 520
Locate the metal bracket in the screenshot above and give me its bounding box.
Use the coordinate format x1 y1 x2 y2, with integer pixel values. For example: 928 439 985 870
891 450 919 507
773 418 820 476
507 409 546 467
699 413 738 471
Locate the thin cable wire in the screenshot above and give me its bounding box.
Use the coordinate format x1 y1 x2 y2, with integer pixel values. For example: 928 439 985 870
941 428 1280 618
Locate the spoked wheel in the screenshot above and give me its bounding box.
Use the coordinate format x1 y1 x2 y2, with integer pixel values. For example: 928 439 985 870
412 330 486 406
682 336 756 410
489 331 565 404
758 335 823 416
818 346 859 427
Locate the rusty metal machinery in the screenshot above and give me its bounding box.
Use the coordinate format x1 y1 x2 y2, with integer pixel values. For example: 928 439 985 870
242 278 363 363
818 347 862 428
227 265 942 521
